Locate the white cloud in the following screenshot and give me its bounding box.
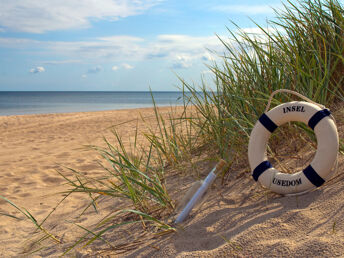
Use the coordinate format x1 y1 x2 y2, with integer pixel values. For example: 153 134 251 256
46 36 144 60
152 35 222 68
112 63 134 70
98 35 144 43
0 34 224 67
201 52 215 62
122 63 134 69
29 66 45 73
0 37 40 48
81 74 87 78
212 4 281 15
47 34 224 65
171 55 192 69
154 34 221 53
0 0 161 33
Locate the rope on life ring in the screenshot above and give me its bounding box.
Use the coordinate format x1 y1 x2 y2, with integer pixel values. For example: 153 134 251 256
248 90 339 196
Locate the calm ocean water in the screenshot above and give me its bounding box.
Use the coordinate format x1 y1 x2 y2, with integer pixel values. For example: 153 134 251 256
0 91 189 116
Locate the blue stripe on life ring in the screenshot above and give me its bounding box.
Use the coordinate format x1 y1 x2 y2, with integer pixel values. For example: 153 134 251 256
259 113 278 133
303 165 325 187
252 160 272 181
308 109 331 130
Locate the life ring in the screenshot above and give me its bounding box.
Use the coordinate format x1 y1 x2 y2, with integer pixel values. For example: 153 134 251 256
248 101 339 195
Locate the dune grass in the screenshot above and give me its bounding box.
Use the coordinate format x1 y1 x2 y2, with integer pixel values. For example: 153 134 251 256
181 0 344 166
1 0 344 255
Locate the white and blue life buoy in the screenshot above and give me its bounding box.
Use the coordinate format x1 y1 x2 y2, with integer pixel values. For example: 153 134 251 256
248 101 339 195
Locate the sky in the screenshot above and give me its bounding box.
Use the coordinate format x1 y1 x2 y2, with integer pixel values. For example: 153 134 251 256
0 0 283 91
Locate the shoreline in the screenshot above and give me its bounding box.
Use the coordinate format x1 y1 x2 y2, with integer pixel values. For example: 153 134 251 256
0 91 191 117
0 104 182 117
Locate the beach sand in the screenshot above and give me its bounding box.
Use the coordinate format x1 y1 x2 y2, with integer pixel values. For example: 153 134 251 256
0 107 343 257
0 107 171 256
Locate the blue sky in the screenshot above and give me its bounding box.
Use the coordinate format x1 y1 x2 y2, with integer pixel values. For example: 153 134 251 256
0 0 283 91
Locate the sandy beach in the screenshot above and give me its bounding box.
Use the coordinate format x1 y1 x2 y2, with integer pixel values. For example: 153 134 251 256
0 107 343 257
0 107 174 256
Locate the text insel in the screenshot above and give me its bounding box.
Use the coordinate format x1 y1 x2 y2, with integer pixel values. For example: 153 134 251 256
283 106 305 113
272 178 302 186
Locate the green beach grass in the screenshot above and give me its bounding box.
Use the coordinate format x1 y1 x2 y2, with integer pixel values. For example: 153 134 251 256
1 0 344 255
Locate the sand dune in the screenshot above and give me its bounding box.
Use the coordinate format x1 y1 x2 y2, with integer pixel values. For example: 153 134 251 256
0 107 343 257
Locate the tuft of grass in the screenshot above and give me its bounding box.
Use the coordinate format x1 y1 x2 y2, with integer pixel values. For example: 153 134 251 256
141 91 201 169
0 195 60 244
51 98 201 254
55 123 177 254
83 131 175 213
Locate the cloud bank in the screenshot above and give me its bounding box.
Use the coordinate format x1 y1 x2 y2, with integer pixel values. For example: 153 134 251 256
0 34 224 69
0 0 161 33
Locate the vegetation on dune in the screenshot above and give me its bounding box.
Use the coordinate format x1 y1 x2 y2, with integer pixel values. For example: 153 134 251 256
1 0 344 255
182 0 344 163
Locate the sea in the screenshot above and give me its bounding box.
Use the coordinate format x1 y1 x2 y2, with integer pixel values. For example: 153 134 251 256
0 91 190 116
